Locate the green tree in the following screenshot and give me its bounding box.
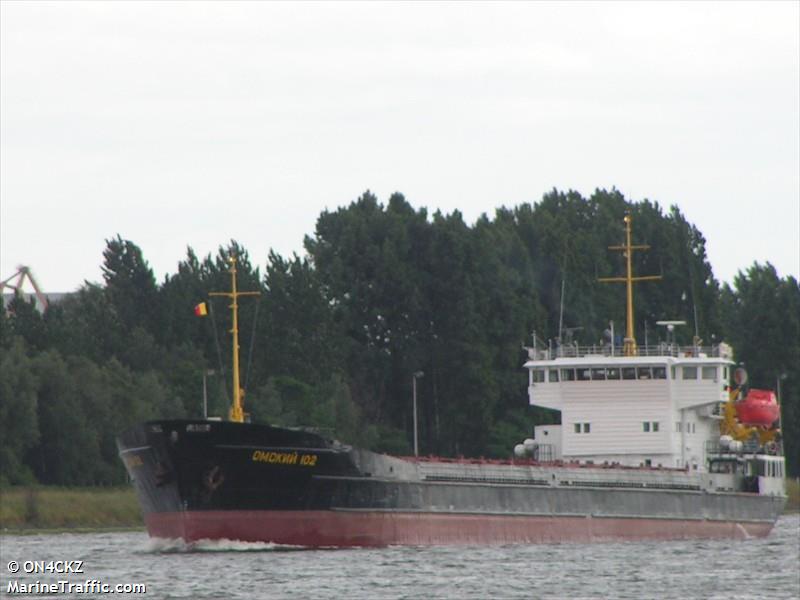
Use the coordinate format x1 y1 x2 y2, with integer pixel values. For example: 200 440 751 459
157 247 210 350
305 191 434 444
260 251 344 384
720 264 800 475
6 295 49 352
102 236 159 334
0 339 40 484
28 350 99 485
44 284 125 364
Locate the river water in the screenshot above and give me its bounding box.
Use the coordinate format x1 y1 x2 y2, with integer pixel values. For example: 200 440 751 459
1 514 798 599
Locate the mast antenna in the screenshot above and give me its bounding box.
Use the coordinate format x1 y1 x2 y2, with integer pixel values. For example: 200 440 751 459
209 256 261 423
598 214 661 357
558 275 566 344
558 238 569 344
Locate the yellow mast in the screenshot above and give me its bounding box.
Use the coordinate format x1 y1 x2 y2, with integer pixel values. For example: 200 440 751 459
598 214 661 356
209 256 260 423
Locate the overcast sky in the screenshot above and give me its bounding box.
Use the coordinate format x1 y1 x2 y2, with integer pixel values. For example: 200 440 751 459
2 1 798 294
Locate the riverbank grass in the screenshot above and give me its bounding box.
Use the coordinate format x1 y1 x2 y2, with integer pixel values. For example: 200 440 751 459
0 486 142 531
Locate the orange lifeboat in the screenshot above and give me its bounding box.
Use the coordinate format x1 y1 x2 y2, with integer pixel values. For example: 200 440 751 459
735 389 780 427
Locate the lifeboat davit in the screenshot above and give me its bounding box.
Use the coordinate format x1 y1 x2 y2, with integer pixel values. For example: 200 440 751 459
735 389 780 426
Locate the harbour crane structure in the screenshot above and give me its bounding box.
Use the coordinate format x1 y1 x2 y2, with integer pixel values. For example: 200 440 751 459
1 265 49 311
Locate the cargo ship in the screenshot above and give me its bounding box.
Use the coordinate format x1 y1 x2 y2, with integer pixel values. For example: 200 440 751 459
117 216 786 546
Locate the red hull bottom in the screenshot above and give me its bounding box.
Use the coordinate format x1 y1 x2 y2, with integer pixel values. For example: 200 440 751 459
145 510 774 547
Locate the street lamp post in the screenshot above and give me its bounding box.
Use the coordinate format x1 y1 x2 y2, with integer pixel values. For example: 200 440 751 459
203 369 216 419
776 373 788 437
413 371 424 457
777 373 787 405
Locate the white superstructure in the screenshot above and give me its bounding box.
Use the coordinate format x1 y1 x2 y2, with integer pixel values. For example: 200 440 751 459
517 213 785 498
525 343 734 471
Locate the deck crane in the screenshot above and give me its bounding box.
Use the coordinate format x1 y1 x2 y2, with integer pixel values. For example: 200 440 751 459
0 265 49 311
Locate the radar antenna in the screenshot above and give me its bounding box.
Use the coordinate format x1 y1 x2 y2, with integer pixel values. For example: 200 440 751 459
656 320 686 347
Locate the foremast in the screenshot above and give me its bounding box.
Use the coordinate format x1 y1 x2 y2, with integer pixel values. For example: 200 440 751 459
209 256 260 423
598 214 661 356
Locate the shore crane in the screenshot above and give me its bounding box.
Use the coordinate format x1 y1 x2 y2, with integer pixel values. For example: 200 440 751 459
0 265 49 311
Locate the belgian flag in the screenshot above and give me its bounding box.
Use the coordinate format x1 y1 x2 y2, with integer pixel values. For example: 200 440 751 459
194 302 208 317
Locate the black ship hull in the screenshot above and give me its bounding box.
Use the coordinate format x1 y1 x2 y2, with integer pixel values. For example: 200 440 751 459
117 420 785 546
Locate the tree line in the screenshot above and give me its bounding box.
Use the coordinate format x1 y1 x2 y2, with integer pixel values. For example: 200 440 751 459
1 188 798 485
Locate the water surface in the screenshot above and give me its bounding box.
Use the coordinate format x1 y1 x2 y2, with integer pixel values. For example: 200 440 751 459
2 514 798 599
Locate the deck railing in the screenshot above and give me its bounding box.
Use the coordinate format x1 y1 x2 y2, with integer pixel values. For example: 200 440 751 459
526 343 731 361
704 439 782 457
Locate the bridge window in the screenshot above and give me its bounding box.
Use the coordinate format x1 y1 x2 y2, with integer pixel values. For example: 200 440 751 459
576 368 591 381
637 367 652 379
591 368 606 380
653 367 667 379
532 369 545 383
607 368 620 380
548 369 559 382
710 460 736 474
702 366 718 381
561 368 576 381
682 366 697 380
622 367 637 380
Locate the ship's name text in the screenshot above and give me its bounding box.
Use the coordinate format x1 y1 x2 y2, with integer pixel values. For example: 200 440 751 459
251 450 318 467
